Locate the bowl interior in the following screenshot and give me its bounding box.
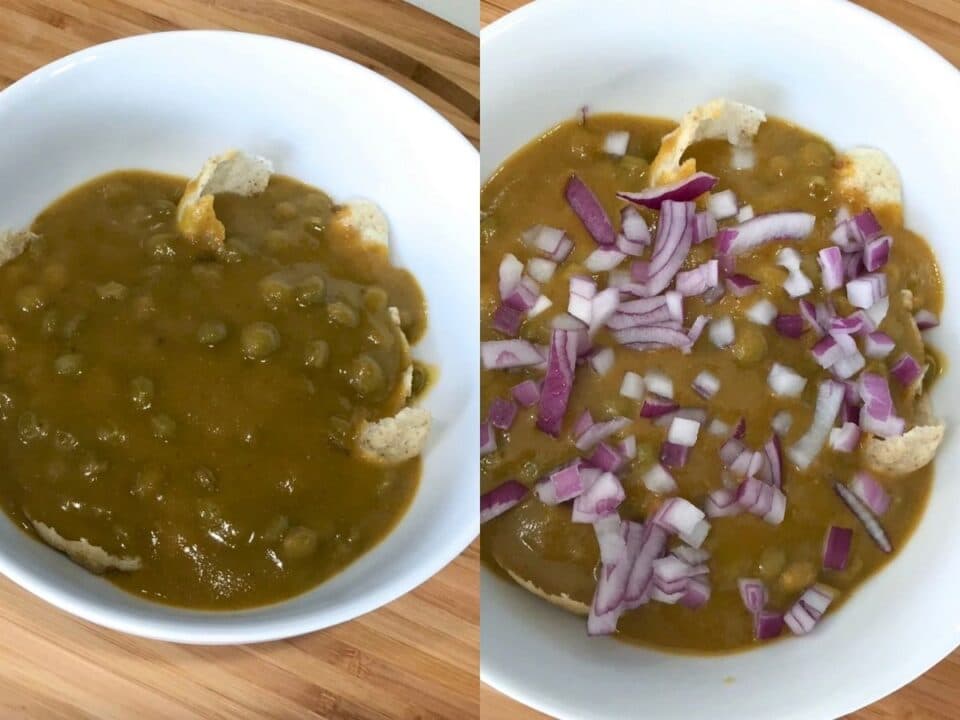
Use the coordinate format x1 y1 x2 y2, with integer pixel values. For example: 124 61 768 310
0 30 478 643
481 1 960 717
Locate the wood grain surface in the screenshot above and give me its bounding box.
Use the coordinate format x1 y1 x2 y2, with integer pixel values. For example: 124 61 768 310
0 2 478 719
479 1 960 719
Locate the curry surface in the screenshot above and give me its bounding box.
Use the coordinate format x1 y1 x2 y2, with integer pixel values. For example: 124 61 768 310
480 115 944 652
0 171 425 608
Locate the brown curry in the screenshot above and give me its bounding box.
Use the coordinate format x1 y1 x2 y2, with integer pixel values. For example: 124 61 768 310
480 114 944 652
0 169 427 608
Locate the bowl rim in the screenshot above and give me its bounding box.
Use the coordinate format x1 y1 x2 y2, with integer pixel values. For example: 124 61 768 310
479 0 960 716
0 28 479 645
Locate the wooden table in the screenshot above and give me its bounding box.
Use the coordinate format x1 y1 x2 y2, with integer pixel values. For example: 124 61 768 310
479 1 960 718
0 2 478 719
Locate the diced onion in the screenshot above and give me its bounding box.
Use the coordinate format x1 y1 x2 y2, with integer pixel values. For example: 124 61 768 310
644 371 673 399
603 130 630 156
620 371 646 400
643 463 677 494
746 298 777 325
767 363 807 398
709 316 735 348
707 189 738 220
667 416 701 447
481 479 528 524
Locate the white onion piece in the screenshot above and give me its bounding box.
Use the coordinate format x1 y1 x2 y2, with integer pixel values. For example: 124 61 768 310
526 257 557 284
668 416 701 447
707 190 738 220
603 130 630 156
692 370 721 399
767 363 807 398
746 298 777 325
736 204 755 222
771 410 793 435
643 463 678 494
776 248 802 271
528 294 552 318
865 295 889 327
620 371 645 400
644 371 673 399
708 418 731 437
590 347 615 376
731 145 756 170
709 316 735 348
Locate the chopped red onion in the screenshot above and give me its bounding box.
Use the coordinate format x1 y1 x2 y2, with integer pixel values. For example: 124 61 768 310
771 411 793 435
568 276 596 325
668 416 701 447
620 371 645 400
746 298 777 325
594 514 627 565
510 380 540 408
738 578 768 613
642 371 673 399
653 407 708 429
526 257 557 284
618 435 637 460
863 331 895 358
617 172 718 210
828 314 866 336
835 481 892 553
679 578 711 609
735 476 787 524
654 555 708 583
736 204 755 222
811 335 843 369
603 130 630 156
707 189 738 220
481 339 545 369
573 409 595 438
709 316 735 348
767 363 807 398
846 273 888 309
914 309 939 330
660 441 690 468
640 394 678 418
829 422 861 453
763 433 784 488
675 259 719 297
715 211 815 255
480 421 497 457
708 418 731 437
585 247 627 272
522 225 574 262
687 315 710 348
692 370 720 400
754 610 785 640
535 329 579 437
799 299 824 336
636 200 695 297
891 353 923 387
731 145 755 171
693 211 719 244
705 487 741 518
590 442 626 473
498 253 524 301
782 268 813 298
502 274 540 312
589 347 615 376
575 416 631 451
850 471 890 516
774 314 805 338
865 295 889 327
725 273 759 297
535 460 588 505
572 472 626 522
858 372 904 438
492 304 523 336
830 349 865 380
822 525 853 570
787 380 844 469
489 397 518 430
785 584 835 635
528 294 552 318
565 174 616 246
852 209 883 243
620 206 650 245
863 235 891 272
818 245 845 292
654 498 710 547
643 463 678 494
588 521 644 632
481 479 528 524
589 287 621 336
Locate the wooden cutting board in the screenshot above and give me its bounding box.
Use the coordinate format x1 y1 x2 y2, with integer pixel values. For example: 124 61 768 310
479 1 960 718
0 2 478 719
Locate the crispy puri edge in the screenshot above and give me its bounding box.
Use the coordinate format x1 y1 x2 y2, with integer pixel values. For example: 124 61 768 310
505 568 590 616
30 518 142 574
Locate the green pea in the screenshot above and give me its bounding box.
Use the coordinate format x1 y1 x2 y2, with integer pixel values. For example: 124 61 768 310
53 430 78 452
348 354 385 397
79 452 108 479
132 464 165 498
144 233 177 261
193 466 218 492
241 322 281 360
327 300 358 328
18 411 48 443
0 324 15 351
96 281 128 301
15 285 46 313
54 353 83 376
130 376 154 410
362 287 388 314
197 321 228 346
262 515 289 542
0 390 14 421
151 413 177 441
304 339 330 369
96 421 128 446
259 276 293 310
296 276 326 306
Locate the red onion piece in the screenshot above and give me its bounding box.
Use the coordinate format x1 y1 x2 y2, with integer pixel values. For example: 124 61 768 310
707 189 738 220
693 211 718 244
914 309 939 330
617 171 718 210
675 259 719 297
667 416 701 447
738 578 768 614
489 397 518 430
735 477 787 524
566 174 616 246
850 471 890 516
526 257 557 284
891 353 923 387
659 441 690 468
535 460 587 505
828 314 865 336
771 411 793 436
480 421 496 457
754 610 785 640
636 200 695 297
481 339 545 370
589 346 615 376
864 331 895 358
692 370 720 400
585 247 627 272
575 416 631 451
767 363 807 398
502 274 539 312
572 472 625 523
705 487 741 518
653 497 709 547
522 224 575 262
589 288 621 336
481 479 528 524
603 130 630 156
618 435 637 460
775 314 805 338
828 422 861 453
642 463 678 494
709 316 735 347
620 206 650 244
863 235 892 272
834 481 892 553
746 298 777 325
715 211 816 255
640 394 678 418
613 324 692 349
498 253 523 301
594 514 627 566
788 380 844 469
511 380 540 408
492 304 523 336
619 371 645 400
725 273 759 297
535 329 579 437
623 523 669 610
858 372 904 438
846 273 887 309
679 578 711 609
822 525 853 570
764 433 784 488
852 209 883 243
588 520 644 632
818 245 844 292
590 442 625 473
572 409 594 438
785 584 835 635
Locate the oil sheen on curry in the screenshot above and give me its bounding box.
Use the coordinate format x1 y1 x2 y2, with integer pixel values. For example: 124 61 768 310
0 151 431 609
480 100 945 652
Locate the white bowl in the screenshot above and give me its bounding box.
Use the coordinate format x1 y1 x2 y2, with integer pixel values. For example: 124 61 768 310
481 1 960 717
0 30 478 643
